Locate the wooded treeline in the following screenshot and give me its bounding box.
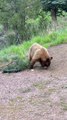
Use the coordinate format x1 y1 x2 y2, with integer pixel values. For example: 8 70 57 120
0 0 67 48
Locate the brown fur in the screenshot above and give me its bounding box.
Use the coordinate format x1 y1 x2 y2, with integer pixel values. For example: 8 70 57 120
28 43 53 69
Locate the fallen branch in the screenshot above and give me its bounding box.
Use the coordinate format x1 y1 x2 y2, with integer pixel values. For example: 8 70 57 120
0 60 13 69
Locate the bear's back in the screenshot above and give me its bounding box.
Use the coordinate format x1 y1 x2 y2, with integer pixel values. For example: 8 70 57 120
29 43 50 61
29 43 42 58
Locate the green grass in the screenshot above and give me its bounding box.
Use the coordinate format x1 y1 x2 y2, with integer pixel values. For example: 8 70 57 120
0 29 67 73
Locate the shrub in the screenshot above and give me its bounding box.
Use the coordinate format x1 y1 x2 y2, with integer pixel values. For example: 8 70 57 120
1 55 29 73
5 31 17 45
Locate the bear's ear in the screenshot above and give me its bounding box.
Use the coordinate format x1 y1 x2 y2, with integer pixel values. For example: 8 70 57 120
50 57 53 60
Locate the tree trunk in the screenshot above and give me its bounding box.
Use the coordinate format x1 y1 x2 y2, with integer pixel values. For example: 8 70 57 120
51 8 58 30
3 23 8 32
14 25 20 45
51 8 57 22
20 10 26 41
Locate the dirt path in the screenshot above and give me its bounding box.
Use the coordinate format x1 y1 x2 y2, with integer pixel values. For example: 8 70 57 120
0 44 67 120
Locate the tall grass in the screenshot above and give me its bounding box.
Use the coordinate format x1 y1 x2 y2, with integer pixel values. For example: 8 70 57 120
0 29 67 73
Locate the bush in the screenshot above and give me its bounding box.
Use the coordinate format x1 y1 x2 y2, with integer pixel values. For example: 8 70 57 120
1 55 29 73
5 31 17 45
26 11 51 38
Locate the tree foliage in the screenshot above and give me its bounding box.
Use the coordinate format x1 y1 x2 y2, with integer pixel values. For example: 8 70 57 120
0 0 51 45
41 0 67 21
0 0 67 47
0 0 41 42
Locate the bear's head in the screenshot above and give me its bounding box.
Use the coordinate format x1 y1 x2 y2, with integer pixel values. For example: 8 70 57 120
44 57 53 67
41 57 53 68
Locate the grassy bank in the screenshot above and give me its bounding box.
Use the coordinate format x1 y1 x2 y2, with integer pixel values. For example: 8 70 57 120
0 29 67 72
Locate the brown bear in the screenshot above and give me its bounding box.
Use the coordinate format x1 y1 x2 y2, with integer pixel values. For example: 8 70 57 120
28 43 53 69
